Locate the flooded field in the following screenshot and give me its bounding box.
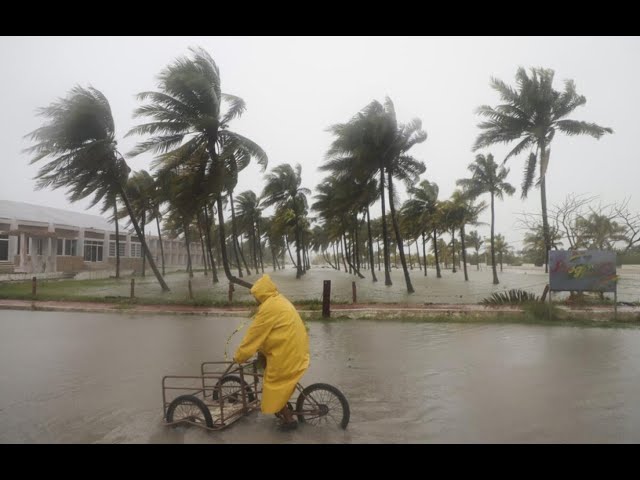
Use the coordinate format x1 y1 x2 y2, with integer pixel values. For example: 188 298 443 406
1 310 640 443
5 264 638 305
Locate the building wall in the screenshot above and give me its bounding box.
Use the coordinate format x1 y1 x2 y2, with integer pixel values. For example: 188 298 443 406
56 256 85 273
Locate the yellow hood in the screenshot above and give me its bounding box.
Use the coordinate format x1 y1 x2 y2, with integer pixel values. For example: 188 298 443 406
250 274 279 304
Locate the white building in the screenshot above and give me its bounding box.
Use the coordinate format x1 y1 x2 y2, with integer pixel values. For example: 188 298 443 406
0 200 204 275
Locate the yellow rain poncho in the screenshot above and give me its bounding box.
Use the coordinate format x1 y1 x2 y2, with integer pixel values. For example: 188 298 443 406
233 274 310 414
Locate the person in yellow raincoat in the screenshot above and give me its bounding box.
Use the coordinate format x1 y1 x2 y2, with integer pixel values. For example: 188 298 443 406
233 274 310 430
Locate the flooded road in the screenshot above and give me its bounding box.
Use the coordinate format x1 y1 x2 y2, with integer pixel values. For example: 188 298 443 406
1 310 640 443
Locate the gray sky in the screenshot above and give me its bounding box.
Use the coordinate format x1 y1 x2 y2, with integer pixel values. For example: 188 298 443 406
1 36 638 250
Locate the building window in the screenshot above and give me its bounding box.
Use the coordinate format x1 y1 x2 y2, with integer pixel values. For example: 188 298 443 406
109 241 125 257
57 238 63 255
84 240 103 262
0 234 8 261
34 238 44 255
65 239 77 256
130 242 142 258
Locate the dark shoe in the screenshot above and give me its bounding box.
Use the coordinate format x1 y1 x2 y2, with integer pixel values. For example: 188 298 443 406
278 420 298 431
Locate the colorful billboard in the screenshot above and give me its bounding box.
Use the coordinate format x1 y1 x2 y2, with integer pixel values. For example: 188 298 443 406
549 250 617 292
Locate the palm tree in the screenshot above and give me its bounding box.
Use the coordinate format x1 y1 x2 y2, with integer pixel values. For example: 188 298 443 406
402 180 440 278
493 234 511 272
235 190 264 274
128 47 266 290
474 67 612 272
576 213 627 250
466 230 484 271
450 190 487 281
25 86 170 291
323 98 426 293
262 164 310 279
457 153 515 285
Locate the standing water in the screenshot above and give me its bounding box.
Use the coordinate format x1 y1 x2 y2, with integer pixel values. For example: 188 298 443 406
1 310 640 443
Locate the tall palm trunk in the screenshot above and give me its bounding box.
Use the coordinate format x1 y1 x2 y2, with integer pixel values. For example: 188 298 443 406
333 242 339 271
365 206 378 282
539 141 551 274
228 192 246 277
203 206 219 283
114 202 120 279
215 195 253 289
340 233 348 272
285 234 297 269
117 186 169 292
294 217 303 279
460 225 469 281
476 248 480 271
197 219 207 276
387 171 414 294
256 222 265 273
451 228 457 273
342 231 364 279
155 213 165 276
433 229 441 279
422 232 427 277
379 168 392 285
183 221 194 278
490 191 499 285
141 209 146 277
377 239 381 271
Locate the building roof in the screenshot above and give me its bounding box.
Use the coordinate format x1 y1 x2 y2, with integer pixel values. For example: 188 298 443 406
0 200 127 232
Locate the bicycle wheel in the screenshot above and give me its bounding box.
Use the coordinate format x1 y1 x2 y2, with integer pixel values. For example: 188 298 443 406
295 383 350 429
166 395 213 428
212 375 256 404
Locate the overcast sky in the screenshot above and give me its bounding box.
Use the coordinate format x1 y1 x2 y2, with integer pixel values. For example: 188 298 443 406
1 36 638 249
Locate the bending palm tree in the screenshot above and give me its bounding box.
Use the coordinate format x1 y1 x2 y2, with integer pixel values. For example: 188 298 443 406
128 47 266 290
262 164 310 279
25 86 170 291
457 153 515 285
474 67 612 271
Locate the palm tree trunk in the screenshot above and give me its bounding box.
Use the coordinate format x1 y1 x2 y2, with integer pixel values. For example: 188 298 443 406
422 232 427 277
228 192 245 277
339 236 348 272
539 144 551 274
379 168 392 285
294 217 303 279
285 234 297 269
433 229 441 279
476 248 480 271
118 186 169 292
377 239 381 271
366 206 378 282
342 231 364 279
256 222 265 273
114 202 120 279
141 209 146 277
238 235 252 275
215 195 253 289
387 171 414 294
197 219 207 276
203 206 219 283
461 225 469 281
451 228 457 273
271 245 277 271
183 221 194 278
490 192 499 285
156 213 165 277
407 243 413 270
